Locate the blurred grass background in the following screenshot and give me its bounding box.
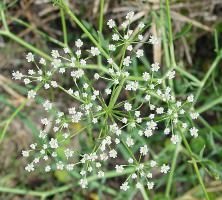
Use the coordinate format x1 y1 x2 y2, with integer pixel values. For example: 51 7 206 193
0 0 222 199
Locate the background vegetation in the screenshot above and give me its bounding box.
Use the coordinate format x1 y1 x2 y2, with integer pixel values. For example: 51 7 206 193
0 0 222 199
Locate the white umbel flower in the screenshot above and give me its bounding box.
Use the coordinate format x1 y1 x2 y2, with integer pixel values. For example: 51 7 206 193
140 145 148 156
107 19 115 28
49 138 58 149
124 102 132 111
160 164 170 174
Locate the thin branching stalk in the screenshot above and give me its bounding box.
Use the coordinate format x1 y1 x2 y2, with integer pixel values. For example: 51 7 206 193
179 128 210 200
60 8 68 45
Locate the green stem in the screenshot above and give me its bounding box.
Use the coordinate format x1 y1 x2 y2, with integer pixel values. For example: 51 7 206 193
87 167 135 182
174 65 201 85
194 49 222 104
139 185 149 200
11 17 65 47
0 184 73 198
165 140 181 198
165 0 176 67
108 78 126 110
179 129 210 200
60 8 68 45
98 0 105 65
99 0 104 33
159 1 170 68
196 96 222 114
0 100 27 143
0 8 9 31
0 166 135 198
0 31 51 60
60 1 110 59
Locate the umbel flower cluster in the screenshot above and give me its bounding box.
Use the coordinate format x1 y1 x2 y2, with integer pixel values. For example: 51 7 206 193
13 12 199 191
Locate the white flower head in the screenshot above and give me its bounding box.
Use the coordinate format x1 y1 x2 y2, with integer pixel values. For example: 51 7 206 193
107 19 116 28
140 145 148 156
190 127 199 138
27 90 36 99
160 164 170 174
124 102 132 111
75 39 83 48
149 35 160 45
26 52 34 62
12 71 23 80
49 138 58 149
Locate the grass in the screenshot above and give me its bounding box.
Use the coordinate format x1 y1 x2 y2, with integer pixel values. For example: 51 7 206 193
0 0 222 199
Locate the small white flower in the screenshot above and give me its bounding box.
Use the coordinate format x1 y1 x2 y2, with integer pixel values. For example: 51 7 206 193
126 137 134 147
92 118 98 124
39 58 46 65
24 78 30 85
164 128 170 135
43 100 52 111
90 47 100 56
120 182 129 191
12 71 23 80
128 158 134 163
94 73 100 80
156 107 164 114
75 39 83 48
63 47 70 54
45 165 51 172
150 160 157 167
140 145 148 156
98 171 104 177
51 50 60 58
151 62 160 72
105 88 112 95
44 83 50 89
167 70 176 79
149 35 160 45
109 149 117 158
49 138 58 149
80 59 86 66
27 90 36 99
109 44 116 51
41 118 49 125
25 163 34 172
26 52 34 62
138 34 143 41
29 143 36 150
107 58 113 65
190 127 199 138
138 22 145 29
64 149 74 159
160 164 170 174
51 81 58 88
171 135 180 144
115 165 124 173
124 102 132 111
123 56 131 67
112 33 120 41
79 178 88 188
126 11 134 21
22 150 29 157
147 182 154 190
187 94 194 102
145 94 151 101
127 45 133 51
142 72 150 81
57 161 64 170
190 112 199 119
136 49 144 58
107 19 116 28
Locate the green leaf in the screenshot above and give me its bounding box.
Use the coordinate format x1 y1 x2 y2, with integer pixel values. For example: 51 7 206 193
174 23 192 40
